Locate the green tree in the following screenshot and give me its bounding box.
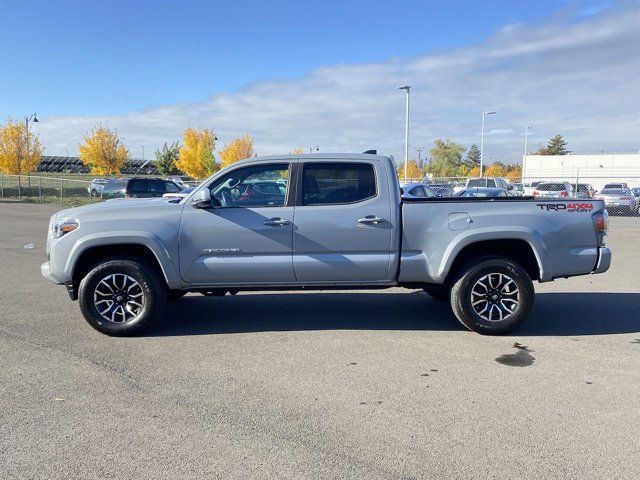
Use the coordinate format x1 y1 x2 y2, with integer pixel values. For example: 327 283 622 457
539 134 569 155
465 144 481 167
155 142 181 175
426 139 466 178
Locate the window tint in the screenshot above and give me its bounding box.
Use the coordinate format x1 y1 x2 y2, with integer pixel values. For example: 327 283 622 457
164 181 180 193
302 163 376 206
537 183 566 191
210 164 289 207
467 178 485 187
409 186 424 197
129 179 148 193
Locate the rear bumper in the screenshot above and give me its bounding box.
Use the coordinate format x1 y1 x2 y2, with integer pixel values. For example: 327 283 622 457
594 247 611 274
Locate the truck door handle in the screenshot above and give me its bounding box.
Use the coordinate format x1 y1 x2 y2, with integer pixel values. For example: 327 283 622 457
262 217 291 226
357 215 384 225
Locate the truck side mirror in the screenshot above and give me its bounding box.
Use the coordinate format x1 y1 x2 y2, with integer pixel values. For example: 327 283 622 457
192 188 212 209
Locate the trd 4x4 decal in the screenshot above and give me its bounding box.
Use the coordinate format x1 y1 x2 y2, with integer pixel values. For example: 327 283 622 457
537 203 593 212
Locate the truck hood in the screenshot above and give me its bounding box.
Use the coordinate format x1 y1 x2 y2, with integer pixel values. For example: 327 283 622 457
54 197 180 221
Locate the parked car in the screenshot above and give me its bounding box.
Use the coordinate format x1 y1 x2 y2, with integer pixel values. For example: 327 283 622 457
162 186 195 200
595 188 638 215
631 187 640 198
465 177 512 191
165 176 191 189
523 181 541 196
400 182 437 199
533 181 573 198
101 178 182 200
455 187 513 197
572 183 595 198
42 153 610 337
603 182 628 190
512 183 524 196
87 178 108 196
427 185 455 197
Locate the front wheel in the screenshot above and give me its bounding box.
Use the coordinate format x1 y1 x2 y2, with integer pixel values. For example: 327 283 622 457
450 258 534 335
78 257 166 336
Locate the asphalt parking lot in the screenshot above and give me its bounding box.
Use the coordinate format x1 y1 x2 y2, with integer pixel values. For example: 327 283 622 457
1 202 639 479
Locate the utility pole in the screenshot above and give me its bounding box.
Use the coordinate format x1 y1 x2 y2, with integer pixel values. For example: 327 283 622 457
397 86 411 183
480 111 496 177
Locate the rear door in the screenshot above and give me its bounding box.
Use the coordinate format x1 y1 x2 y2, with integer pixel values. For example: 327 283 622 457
292 161 393 283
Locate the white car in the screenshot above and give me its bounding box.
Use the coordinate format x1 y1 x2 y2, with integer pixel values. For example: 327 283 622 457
533 181 573 198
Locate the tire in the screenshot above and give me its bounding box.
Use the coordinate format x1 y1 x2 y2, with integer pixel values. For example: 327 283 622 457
167 290 187 301
422 285 450 302
449 257 534 335
78 256 166 336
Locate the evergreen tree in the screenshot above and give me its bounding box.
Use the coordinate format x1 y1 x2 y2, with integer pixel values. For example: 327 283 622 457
544 134 569 155
155 142 181 175
465 144 481 167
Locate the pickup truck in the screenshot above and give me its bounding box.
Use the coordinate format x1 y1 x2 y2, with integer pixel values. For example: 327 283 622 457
42 153 611 336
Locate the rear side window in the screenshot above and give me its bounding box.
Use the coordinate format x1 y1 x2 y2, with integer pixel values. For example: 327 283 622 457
164 181 181 193
103 179 127 193
129 179 148 193
467 179 486 188
302 163 376 205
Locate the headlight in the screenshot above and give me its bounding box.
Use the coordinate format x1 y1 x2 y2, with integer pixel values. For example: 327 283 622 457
52 221 79 238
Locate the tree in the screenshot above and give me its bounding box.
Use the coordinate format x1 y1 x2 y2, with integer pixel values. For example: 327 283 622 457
396 160 425 180
78 125 128 175
537 134 569 155
484 163 507 177
155 142 181 175
426 139 466 178
465 144 481 167
219 134 255 168
506 164 522 181
289 147 304 154
0 117 43 196
175 128 218 179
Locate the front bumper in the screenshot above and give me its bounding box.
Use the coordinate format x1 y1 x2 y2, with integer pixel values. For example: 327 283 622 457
594 247 611 274
41 261 63 285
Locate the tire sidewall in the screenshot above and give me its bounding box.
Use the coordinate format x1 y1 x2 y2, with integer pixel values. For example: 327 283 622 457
451 258 534 335
78 258 165 336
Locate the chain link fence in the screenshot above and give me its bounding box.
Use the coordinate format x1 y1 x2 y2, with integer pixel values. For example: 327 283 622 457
0 174 97 207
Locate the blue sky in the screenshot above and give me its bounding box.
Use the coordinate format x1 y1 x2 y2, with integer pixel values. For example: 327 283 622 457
1 0 604 116
2 0 638 161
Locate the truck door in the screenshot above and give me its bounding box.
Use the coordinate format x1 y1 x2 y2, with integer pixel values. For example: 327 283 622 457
178 162 295 285
292 161 393 283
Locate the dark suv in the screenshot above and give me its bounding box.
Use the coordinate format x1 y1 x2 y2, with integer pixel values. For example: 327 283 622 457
101 178 181 200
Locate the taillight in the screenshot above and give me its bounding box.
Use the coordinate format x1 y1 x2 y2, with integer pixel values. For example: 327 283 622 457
593 211 608 246
533 190 540 196
560 191 568 197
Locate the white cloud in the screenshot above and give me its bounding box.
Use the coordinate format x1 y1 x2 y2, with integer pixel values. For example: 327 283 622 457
34 5 640 164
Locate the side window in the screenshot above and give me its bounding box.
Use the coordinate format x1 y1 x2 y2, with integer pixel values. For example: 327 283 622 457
164 181 180 193
210 164 289 207
302 163 376 206
409 186 423 197
423 186 436 198
148 180 165 194
129 179 148 194
487 179 497 188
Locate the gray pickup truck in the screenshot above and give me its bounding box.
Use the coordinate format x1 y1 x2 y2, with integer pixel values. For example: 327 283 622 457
42 153 611 336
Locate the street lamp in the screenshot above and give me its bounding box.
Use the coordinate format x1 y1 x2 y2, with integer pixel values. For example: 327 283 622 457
309 145 319 154
397 85 411 182
479 111 495 177
21 113 38 197
523 125 532 182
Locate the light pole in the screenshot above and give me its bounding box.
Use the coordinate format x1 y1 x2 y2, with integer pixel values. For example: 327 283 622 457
523 125 532 182
479 111 495 177
309 145 319 154
22 113 38 197
397 85 411 182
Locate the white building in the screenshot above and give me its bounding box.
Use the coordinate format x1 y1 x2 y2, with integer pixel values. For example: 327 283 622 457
522 154 640 190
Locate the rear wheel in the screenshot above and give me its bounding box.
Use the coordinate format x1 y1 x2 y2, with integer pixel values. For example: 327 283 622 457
78 257 166 336
450 258 534 335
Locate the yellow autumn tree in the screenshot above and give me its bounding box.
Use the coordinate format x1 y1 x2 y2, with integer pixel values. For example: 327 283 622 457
78 125 128 175
289 147 305 154
176 128 218 179
219 134 255 168
506 164 522 181
396 160 425 181
468 166 481 177
484 163 507 177
0 117 42 176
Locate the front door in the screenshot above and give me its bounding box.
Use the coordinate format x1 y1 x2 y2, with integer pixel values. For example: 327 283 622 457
179 162 295 285
292 161 393 283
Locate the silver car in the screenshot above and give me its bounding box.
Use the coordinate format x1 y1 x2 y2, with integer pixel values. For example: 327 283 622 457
596 188 638 215
87 178 108 196
533 181 573 198
400 182 437 199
